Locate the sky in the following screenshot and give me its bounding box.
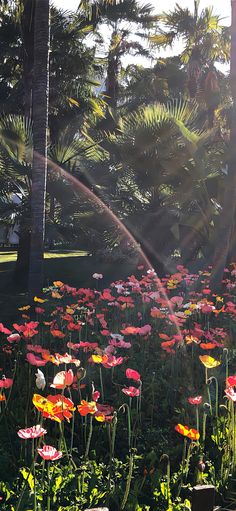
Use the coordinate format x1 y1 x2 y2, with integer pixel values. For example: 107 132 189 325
52 0 231 68
53 0 231 22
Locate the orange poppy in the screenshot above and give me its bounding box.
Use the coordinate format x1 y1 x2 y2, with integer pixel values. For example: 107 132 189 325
50 329 65 339
200 343 216 350
77 400 97 416
0 393 6 402
175 423 200 441
33 394 75 422
53 281 64 288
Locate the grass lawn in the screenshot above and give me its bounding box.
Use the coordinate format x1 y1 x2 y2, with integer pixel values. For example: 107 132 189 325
0 249 137 322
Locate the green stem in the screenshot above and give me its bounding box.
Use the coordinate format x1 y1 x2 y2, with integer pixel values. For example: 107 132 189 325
47 462 51 511
99 366 104 402
85 415 93 459
121 451 134 510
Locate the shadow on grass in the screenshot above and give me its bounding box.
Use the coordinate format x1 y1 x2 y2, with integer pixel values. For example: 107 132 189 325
0 250 138 322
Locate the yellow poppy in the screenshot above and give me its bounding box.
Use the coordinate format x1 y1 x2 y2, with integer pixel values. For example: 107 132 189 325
18 305 31 311
34 297 47 303
199 355 221 369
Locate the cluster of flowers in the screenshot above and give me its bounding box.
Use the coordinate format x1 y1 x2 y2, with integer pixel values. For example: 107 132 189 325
0 264 236 460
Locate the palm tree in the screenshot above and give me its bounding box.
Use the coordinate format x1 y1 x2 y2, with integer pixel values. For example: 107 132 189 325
151 1 230 126
102 99 225 270
28 0 50 296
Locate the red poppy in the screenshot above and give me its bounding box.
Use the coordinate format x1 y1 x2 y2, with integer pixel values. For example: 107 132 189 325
126 368 141 381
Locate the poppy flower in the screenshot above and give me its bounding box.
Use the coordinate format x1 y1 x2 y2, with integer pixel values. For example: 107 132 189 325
225 386 236 401
0 393 6 401
175 424 200 440
7 333 21 343
188 396 202 406
34 296 47 303
77 400 97 416
51 369 74 389
53 281 64 288
51 292 63 299
102 356 123 368
17 425 47 439
50 329 65 339
35 369 46 390
45 395 75 422
122 386 140 397
13 321 39 338
185 335 200 345
126 368 141 381
38 445 63 461
91 354 109 364
18 305 31 311
0 323 12 335
26 353 47 367
92 273 103 279
227 376 236 387
199 355 221 369
200 343 216 350
0 377 13 389
120 326 140 335
33 394 75 422
54 353 80 366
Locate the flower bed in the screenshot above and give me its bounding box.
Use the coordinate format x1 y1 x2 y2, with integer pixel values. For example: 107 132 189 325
1 265 236 510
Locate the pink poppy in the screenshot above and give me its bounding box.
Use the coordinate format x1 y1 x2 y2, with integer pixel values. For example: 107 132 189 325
26 353 47 367
18 425 47 439
0 323 12 335
7 333 21 343
38 445 63 461
188 396 202 406
138 324 152 336
51 369 74 389
122 386 140 397
0 377 13 388
126 368 141 381
102 355 123 368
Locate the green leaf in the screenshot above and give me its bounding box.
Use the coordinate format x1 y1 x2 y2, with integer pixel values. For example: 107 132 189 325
20 467 34 491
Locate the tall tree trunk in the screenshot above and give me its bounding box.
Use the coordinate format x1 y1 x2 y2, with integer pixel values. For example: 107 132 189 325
14 0 35 285
28 0 50 297
210 0 236 290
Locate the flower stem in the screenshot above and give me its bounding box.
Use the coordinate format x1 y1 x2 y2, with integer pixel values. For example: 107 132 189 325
85 415 93 459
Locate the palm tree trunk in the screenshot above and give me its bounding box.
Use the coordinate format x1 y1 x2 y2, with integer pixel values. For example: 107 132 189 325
28 0 50 297
210 0 236 290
